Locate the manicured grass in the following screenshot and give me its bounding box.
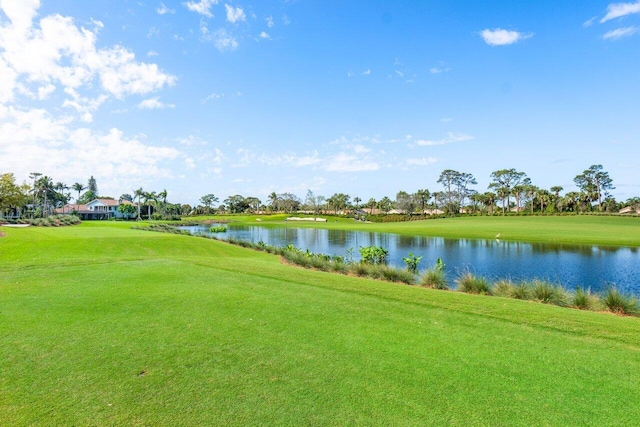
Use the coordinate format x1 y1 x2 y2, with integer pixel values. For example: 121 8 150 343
2 222 640 425
205 214 640 247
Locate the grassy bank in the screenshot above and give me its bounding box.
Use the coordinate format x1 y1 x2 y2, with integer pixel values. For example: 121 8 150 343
2 222 640 425
203 214 640 247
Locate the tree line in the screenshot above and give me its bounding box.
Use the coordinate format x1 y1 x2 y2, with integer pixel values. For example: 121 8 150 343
2 164 639 219
194 164 632 216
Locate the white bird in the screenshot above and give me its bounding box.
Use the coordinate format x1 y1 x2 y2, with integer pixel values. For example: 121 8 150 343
495 233 501 239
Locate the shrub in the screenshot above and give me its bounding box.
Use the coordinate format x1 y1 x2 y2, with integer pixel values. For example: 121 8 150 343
402 252 422 274
456 271 492 295
573 288 599 311
349 262 373 277
209 225 227 233
530 280 569 306
309 255 331 271
359 246 388 265
492 279 515 297
419 268 449 290
379 265 415 284
330 260 349 274
510 282 532 300
601 287 638 316
283 250 311 268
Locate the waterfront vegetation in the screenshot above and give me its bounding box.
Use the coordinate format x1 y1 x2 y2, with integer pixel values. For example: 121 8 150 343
209 225 227 233
2 219 640 424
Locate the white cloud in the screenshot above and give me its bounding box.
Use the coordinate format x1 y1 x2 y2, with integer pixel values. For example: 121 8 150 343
62 91 108 122
294 152 321 167
480 28 533 46
147 26 160 38
353 144 370 154
0 2 176 105
184 157 196 169
183 0 218 17
138 97 175 109
178 135 208 146
202 92 223 102
602 26 640 39
600 1 640 23
406 157 438 167
324 153 379 172
0 105 180 187
225 4 246 23
0 1 181 193
259 31 270 39
37 84 56 100
147 51 159 57
362 69 371 75
205 28 238 51
583 16 597 27
415 132 475 146
157 3 176 15
266 16 275 28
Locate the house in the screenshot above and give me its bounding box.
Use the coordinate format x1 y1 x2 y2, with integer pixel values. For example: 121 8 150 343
54 199 134 220
619 206 640 215
423 208 444 215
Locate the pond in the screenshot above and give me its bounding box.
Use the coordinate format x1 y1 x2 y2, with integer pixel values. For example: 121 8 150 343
182 224 640 295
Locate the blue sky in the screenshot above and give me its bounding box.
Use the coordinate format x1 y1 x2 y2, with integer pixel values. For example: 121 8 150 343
1 0 639 205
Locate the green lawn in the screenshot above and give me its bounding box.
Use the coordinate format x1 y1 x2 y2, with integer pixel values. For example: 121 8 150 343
2 221 640 425
207 214 640 247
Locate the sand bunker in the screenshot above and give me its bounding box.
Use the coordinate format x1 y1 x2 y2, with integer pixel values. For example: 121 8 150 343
286 217 327 222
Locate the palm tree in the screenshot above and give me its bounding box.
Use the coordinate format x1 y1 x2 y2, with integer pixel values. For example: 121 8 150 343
482 192 497 214
34 176 54 217
54 182 69 213
378 196 392 214
353 197 362 210
537 189 552 212
367 197 377 214
415 189 431 213
158 189 168 218
526 185 539 214
72 182 86 204
143 191 157 220
133 187 144 220
267 192 279 212
550 186 563 212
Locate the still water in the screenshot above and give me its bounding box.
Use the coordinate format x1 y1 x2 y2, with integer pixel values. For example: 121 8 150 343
183 224 640 295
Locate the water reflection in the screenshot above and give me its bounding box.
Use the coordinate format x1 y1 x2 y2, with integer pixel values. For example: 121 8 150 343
182 224 640 295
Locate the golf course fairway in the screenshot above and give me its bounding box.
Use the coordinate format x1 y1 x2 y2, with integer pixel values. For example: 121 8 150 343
1 220 640 425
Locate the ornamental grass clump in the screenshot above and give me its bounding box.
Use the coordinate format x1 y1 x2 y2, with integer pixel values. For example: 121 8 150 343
530 280 569 307
309 255 332 271
601 286 638 316
349 262 374 278
379 265 415 284
573 287 600 311
492 279 515 297
330 260 349 274
456 271 492 295
510 282 532 300
419 268 449 290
